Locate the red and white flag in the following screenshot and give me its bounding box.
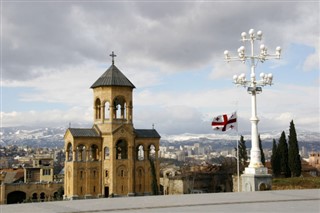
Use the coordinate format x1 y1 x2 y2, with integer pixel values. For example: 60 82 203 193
212 112 237 131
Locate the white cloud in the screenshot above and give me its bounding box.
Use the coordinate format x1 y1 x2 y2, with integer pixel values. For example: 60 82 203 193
303 49 319 72
1 107 92 128
1 1 319 136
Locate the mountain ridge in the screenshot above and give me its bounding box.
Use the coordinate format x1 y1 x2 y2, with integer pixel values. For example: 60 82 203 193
0 126 319 149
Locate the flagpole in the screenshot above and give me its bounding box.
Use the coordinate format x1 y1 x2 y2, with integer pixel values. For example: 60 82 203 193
237 131 240 192
235 109 240 192
234 104 240 192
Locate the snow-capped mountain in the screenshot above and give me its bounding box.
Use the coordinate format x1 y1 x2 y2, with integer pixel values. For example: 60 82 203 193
0 126 319 149
0 127 66 148
161 129 319 143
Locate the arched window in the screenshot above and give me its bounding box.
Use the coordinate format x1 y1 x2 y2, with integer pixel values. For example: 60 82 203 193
117 166 126 177
95 98 101 119
137 145 144 161
77 145 86 161
89 144 98 161
32 193 38 202
40 192 45 202
67 143 73 161
105 170 108 178
104 147 110 159
149 144 156 160
113 96 127 119
116 104 122 119
116 140 127 159
138 168 143 177
104 101 110 120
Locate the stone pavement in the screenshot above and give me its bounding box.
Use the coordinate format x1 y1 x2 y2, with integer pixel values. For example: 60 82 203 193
1 189 319 213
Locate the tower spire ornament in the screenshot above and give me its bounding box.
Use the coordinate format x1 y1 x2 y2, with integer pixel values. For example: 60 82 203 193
110 51 117 65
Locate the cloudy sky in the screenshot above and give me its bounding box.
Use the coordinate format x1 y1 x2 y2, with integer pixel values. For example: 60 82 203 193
1 0 319 136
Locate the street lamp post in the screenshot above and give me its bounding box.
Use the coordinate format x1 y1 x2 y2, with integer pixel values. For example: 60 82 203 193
224 29 281 191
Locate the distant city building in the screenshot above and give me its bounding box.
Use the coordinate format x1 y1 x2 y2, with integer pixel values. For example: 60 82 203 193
64 54 160 199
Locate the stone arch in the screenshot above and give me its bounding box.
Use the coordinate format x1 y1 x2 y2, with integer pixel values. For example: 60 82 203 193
7 191 26 204
116 139 128 159
137 167 144 177
137 144 144 161
95 98 102 119
113 96 127 119
53 192 58 200
76 144 86 161
148 144 156 160
89 144 99 161
117 165 127 177
67 142 73 161
92 169 98 178
32 192 38 202
104 146 110 159
104 101 110 120
40 192 45 202
259 182 270 191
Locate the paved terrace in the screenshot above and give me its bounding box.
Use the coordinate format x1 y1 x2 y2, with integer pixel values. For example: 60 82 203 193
1 189 319 213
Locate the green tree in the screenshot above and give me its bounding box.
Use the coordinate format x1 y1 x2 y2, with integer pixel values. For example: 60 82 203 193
149 159 159 195
288 120 302 177
278 131 291 177
238 135 248 169
56 186 64 200
271 139 281 177
258 134 265 166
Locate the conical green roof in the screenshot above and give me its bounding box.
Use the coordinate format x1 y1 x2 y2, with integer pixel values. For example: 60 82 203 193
91 64 135 89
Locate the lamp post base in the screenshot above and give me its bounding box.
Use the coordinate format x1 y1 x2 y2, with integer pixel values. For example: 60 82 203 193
241 168 272 192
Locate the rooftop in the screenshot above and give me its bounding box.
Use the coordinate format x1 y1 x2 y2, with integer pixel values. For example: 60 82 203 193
2 189 319 213
135 129 161 138
90 64 135 89
67 128 100 138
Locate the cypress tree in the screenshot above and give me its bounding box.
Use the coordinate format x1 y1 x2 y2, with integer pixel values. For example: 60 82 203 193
149 159 159 195
278 131 291 177
271 139 281 177
238 135 248 168
258 134 265 166
288 120 302 177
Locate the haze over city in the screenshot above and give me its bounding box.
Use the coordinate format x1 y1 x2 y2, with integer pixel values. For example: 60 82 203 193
1 1 319 136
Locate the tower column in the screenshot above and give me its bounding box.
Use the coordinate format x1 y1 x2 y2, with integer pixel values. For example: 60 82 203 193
127 144 135 196
102 105 105 123
72 149 76 162
110 106 114 122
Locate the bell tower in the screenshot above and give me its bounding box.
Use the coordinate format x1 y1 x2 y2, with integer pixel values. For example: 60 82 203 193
91 51 135 134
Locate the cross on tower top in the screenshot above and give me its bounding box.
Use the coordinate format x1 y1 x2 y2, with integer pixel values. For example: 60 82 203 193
110 51 117 65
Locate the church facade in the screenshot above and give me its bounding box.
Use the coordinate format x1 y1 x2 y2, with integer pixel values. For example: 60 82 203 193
64 53 160 199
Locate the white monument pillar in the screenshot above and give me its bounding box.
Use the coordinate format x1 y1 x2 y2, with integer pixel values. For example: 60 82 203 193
224 29 282 191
